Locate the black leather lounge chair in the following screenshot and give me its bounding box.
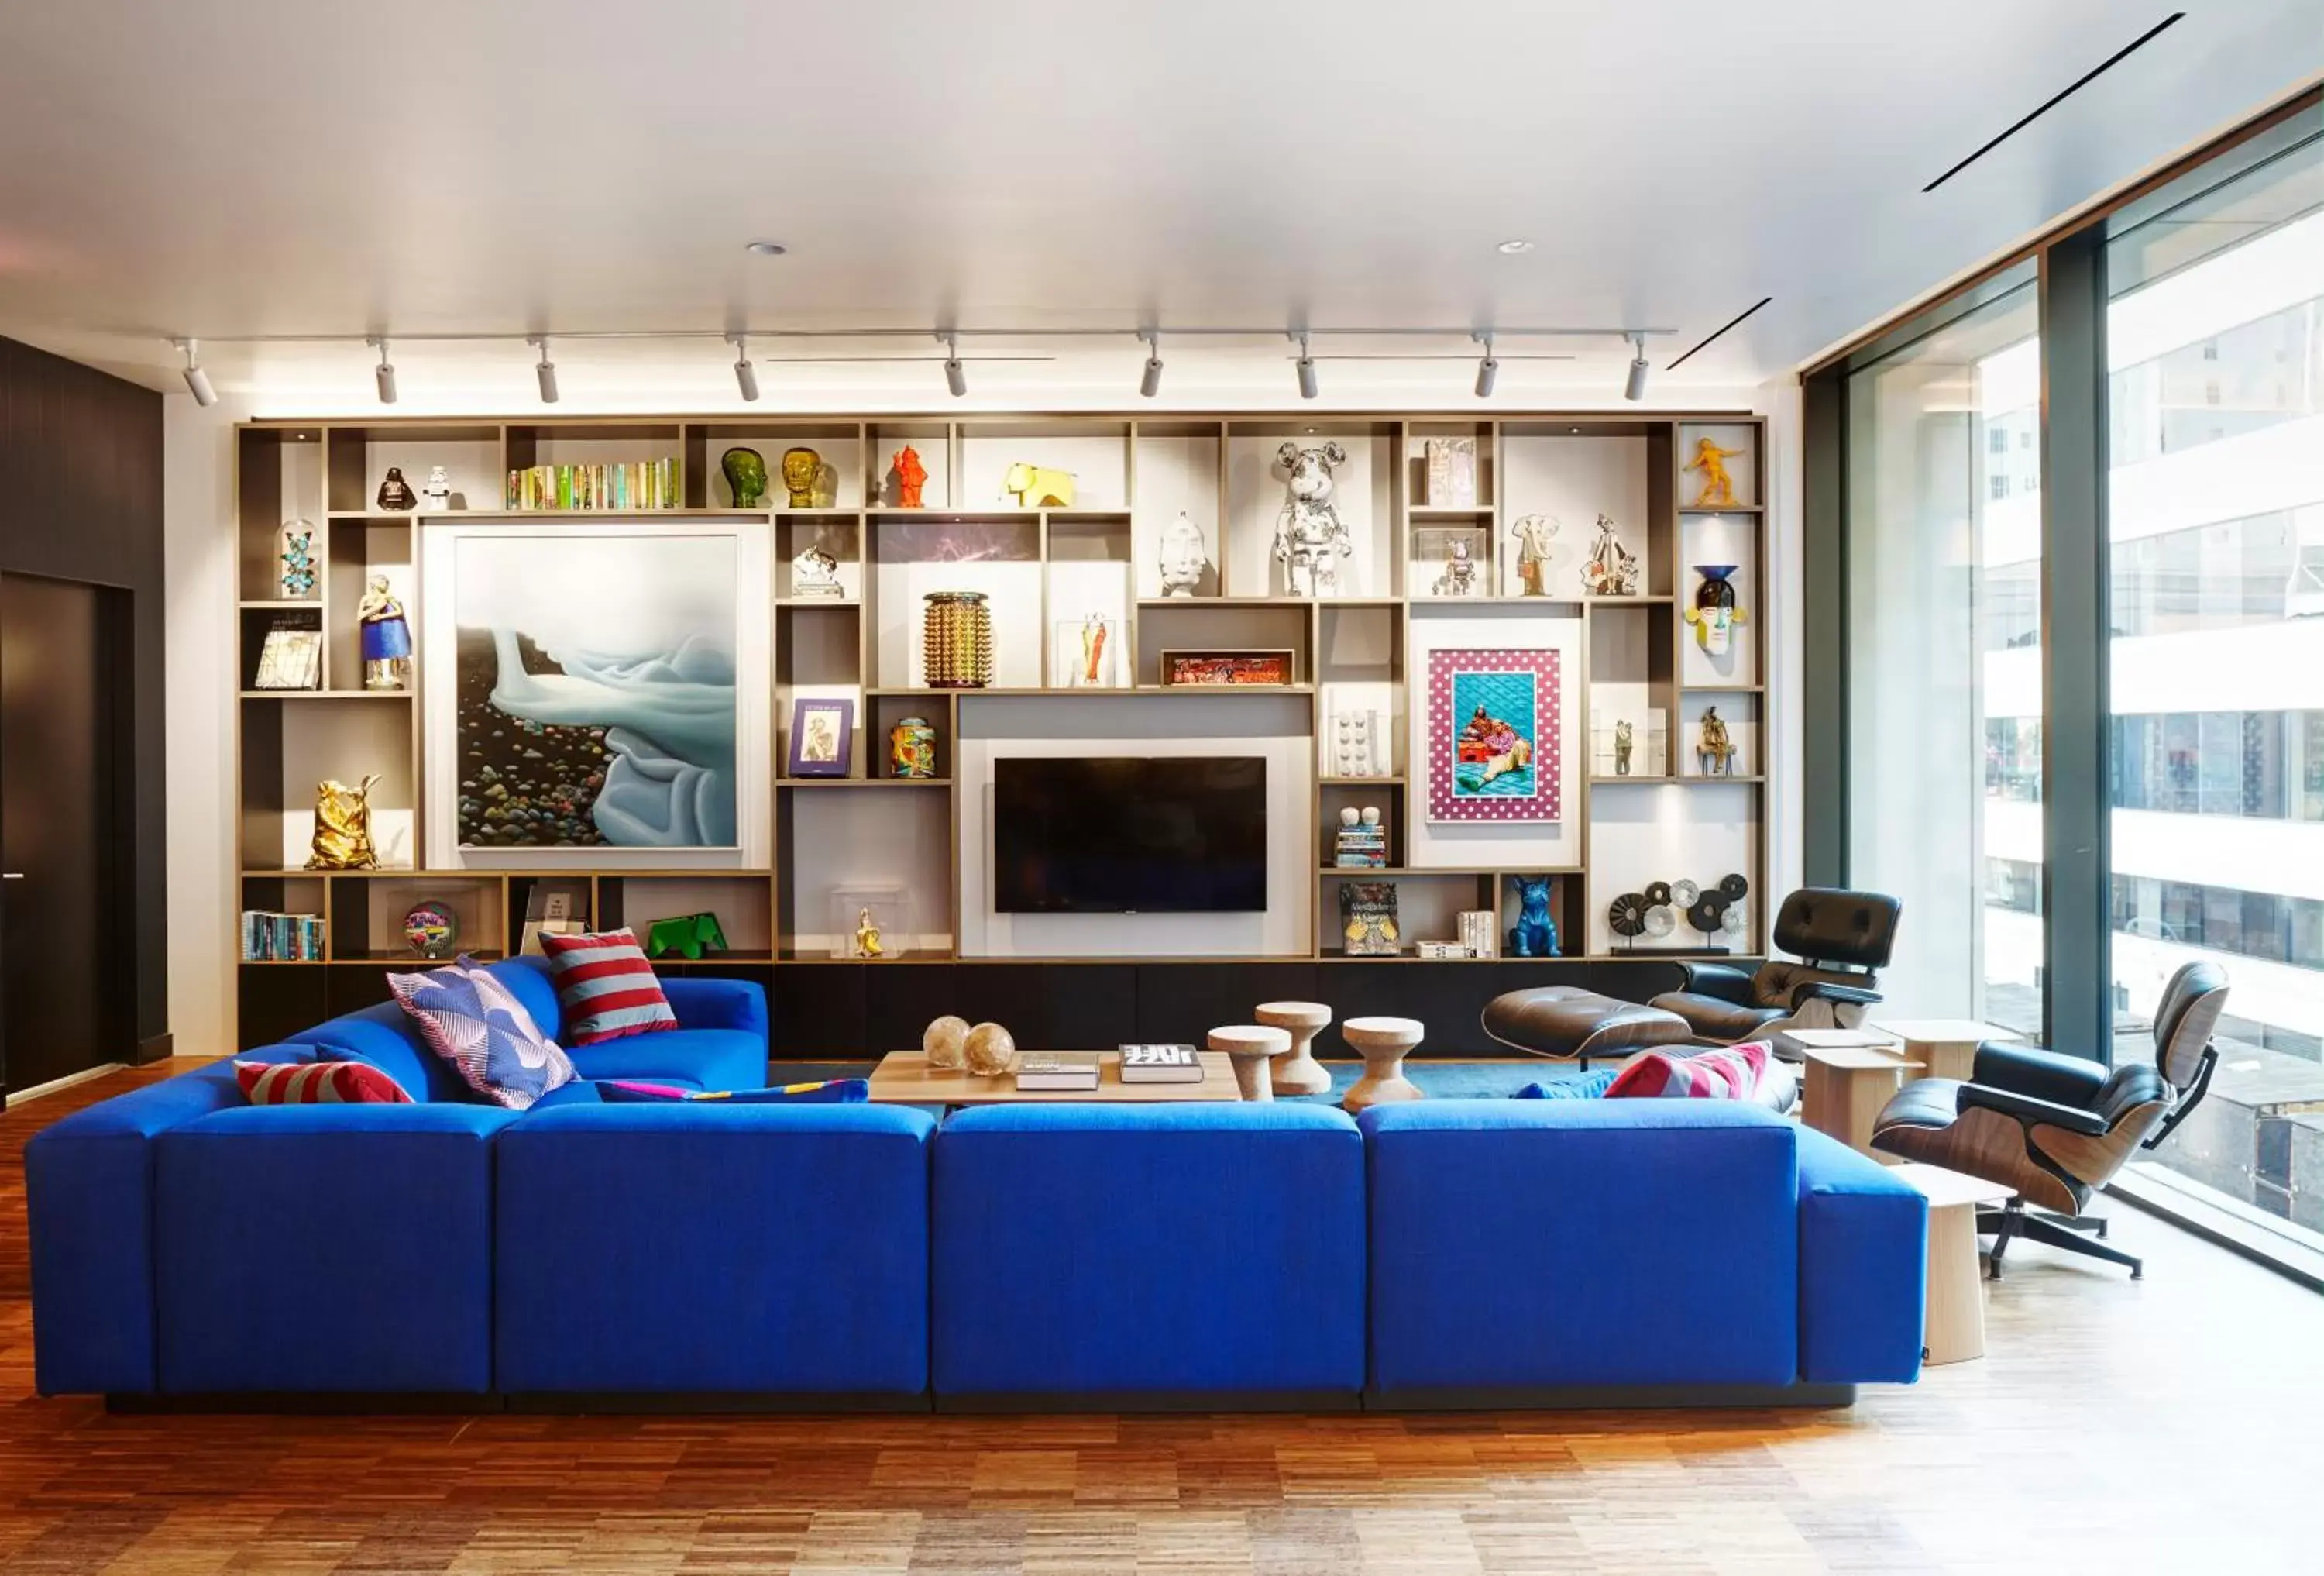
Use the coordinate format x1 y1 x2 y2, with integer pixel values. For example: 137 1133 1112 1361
1648 888 1901 1050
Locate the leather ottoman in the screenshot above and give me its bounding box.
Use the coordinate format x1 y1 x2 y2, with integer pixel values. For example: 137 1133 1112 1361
1480 987 1694 1065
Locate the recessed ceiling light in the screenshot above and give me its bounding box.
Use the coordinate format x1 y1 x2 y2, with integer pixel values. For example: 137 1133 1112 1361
744 240 788 257
1497 239 1535 255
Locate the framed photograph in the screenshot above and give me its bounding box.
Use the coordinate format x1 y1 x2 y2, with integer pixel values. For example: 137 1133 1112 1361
1052 614 1120 688
433 530 744 852
787 696 855 777
1161 649 1296 686
1425 648 1562 823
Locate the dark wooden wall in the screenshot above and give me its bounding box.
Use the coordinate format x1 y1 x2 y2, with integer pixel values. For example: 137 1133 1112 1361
0 336 167 1082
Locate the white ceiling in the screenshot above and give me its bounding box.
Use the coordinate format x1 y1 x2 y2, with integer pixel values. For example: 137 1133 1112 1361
0 1 2315 408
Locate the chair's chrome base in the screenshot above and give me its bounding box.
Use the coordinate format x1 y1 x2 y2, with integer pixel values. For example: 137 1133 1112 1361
1978 1200 2143 1281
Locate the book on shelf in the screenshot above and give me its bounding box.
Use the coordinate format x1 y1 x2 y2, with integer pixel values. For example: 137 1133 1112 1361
1015 1051 1102 1091
251 621 321 690
241 910 324 962
1116 1042 1202 1083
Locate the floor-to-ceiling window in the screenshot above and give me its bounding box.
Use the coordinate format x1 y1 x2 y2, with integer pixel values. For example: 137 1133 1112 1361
1841 265 2045 1041
2105 117 2324 1236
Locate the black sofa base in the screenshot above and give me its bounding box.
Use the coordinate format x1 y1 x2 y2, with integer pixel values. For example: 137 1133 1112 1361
108 1382 1854 1416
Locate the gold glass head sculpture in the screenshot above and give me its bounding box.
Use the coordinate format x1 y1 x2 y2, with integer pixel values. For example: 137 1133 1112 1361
780 446 822 509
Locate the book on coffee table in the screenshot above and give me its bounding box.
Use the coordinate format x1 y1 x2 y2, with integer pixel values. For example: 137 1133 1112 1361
1015 1051 1102 1092
1117 1043 1203 1083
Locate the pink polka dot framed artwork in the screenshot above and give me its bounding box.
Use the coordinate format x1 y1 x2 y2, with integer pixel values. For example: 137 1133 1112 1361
1425 648 1562 823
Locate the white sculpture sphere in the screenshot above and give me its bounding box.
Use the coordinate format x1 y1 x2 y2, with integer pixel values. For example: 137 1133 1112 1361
923 1014 970 1070
964 1020 1016 1076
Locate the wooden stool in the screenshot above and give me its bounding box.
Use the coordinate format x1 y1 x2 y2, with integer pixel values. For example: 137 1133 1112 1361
1889 1162 2016 1364
1208 1025 1291 1102
1255 1000 1333 1096
1342 1016 1424 1112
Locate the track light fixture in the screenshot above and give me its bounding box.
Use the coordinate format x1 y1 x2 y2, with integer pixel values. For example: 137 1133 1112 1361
730 335 759 402
1294 332 1318 401
1139 331 1163 398
1624 334 1649 402
940 332 967 397
529 336 559 404
1473 332 1498 399
368 336 397 404
176 339 216 407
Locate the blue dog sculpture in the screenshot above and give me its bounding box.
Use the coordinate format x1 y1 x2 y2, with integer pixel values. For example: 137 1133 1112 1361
1506 876 1559 958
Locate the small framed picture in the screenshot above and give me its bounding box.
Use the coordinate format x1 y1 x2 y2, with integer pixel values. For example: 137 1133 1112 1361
787 697 855 777
1052 614 1121 688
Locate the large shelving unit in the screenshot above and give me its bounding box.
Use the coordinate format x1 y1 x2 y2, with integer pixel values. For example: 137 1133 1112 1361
229 412 1768 1053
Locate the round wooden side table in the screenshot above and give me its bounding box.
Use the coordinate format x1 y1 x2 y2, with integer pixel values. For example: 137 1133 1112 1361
1254 1000 1334 1096
1342 1016 1425 1112
1208 1025 1291 1102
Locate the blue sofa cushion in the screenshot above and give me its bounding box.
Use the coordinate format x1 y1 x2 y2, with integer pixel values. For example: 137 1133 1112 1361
153 1103 516 1393
1795 1128 1927 1383
495 1103 937 1393
294 1000 476 1105
26 1051 310 1395
562 1027 765 1093
1362 1100 1800 1391
484 955 568 1043
932 1103 1367 1396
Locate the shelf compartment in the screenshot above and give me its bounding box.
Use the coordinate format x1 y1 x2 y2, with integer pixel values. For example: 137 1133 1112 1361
239 694 416 873
332 874 504 964
598 874 773 961
1318 870 1494 960
238 427 326 602
957 418 1130 511
1222 420 1401 599
865 422 952 508
325 424 502 515
686 421 865 510
778 785 953 960
868 514 1043 690
777 601 866 778
240 604 323 693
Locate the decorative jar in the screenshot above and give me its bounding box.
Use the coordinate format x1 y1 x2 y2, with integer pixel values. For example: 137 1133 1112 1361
922 590 993 688
889 716 938 779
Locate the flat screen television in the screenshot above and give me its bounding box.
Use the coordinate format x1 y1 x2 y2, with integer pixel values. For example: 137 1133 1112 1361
992 756 1269 914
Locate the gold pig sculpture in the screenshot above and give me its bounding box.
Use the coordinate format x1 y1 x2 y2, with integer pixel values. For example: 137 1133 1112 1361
307 774 382 871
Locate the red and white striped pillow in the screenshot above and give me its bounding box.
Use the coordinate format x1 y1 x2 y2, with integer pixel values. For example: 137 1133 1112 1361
235 1059 414 1105
539 927 679 1046
1605 1041 1771 1101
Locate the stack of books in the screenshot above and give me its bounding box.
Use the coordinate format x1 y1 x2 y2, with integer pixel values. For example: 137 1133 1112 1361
242 910 324 962
250 619 321 690
1117 1043 1202 1084
1015 1051 1102 1092
1333 821 1388 868
1459 910 1499 958
505 458 681 512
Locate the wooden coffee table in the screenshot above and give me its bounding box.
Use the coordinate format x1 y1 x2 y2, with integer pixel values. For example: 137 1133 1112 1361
866 1050 1240 1105
1869 1019 2020 1084
1781 1030 1921 1161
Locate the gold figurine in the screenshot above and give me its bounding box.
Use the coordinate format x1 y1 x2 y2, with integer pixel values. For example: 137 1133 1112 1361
1685 437 1747 508
780 446 823 509
854 905 885 958
307 775 382 870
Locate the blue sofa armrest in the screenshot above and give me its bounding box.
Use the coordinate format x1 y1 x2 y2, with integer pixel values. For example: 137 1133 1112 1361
25 1051 310 1395
661 976 768 1038
1360 1101 1800 1392
497 1103 935 1395
1796 1127 1927 1384
153 1103 517 1395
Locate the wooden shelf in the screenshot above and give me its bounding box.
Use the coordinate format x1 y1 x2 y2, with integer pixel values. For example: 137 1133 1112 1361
1589 774 1765 786
1320 776 1404 786
1408 505 1494 518
239 599 320 611
239 690 411 700
779 777 951 789
1679 503 1765 514
325 508 755 521
1683 684 1765 694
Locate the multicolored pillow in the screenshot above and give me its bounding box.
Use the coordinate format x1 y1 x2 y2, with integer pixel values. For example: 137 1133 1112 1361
539 928 680 1046
387 958 578 1110
235 1059 414 1105
596 1078 868 1105
1605 1041 1770 1101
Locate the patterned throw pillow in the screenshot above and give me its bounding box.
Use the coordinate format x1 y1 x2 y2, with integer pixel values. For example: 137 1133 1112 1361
387 958 578 1110
235 1059 414 1105
597 1078 868 1105
539 928 680 1046
1604 1041 1770 1101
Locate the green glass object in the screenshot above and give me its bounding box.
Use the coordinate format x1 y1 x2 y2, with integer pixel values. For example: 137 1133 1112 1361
721 446 768 509
645 910 728 961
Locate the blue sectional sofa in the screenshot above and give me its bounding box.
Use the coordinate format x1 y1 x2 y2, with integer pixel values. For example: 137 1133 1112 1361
26 963 1929 1409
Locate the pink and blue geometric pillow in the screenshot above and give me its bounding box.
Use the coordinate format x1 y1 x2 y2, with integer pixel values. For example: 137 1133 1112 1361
597 1077 867 1105
387 958 579 1110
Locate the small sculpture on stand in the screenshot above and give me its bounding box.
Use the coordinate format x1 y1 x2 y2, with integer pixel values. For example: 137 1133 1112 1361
792 542 845 599
420 466 452 511
277 518 320 600
1686 437 1747 508
1686 564 1745 656
1273 442 1353 596
853 906 885 959
1582 512 1639 596
1697 706 1738 776
355 574 413 690
1430 535 1477 597
1614 719 1635 776
781 446 823 508
1511 514 1557 596
376 466 417 511
1157 511 1208 597
721 446 768 508
306 775 381 871
890 446 927 508
1505 876 1560 958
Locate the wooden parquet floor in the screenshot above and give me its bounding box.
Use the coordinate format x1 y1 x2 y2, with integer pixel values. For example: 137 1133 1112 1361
3 1065 2320 1574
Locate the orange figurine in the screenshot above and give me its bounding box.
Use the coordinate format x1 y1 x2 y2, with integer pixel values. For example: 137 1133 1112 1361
892 445 927 508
